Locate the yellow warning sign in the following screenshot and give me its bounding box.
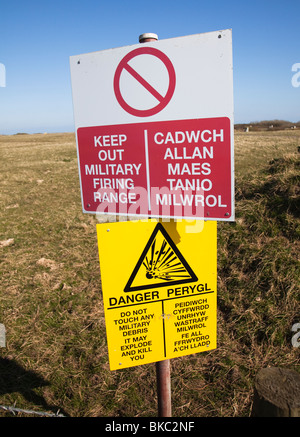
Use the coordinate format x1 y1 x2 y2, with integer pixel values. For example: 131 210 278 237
97 220 217 370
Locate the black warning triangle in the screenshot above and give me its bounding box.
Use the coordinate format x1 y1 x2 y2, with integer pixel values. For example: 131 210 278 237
124 223 198 292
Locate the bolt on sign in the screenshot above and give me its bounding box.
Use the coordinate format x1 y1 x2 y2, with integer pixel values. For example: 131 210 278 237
97 220 217 370
70 29 234 221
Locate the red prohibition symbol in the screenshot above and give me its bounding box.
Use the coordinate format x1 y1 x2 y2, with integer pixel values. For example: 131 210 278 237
113 47 176 117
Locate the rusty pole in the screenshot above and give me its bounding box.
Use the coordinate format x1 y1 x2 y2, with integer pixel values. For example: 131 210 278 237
155 359 172 417
139 32 172 418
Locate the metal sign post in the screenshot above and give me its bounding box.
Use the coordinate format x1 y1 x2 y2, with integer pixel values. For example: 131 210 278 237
70 29 233 419
140 33 172 418
156 359 171 417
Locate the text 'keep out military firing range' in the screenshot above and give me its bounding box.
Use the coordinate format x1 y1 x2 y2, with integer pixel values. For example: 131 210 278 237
70 30 234 371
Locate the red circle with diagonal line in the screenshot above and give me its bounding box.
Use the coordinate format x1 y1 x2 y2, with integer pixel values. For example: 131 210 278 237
113 47 176 117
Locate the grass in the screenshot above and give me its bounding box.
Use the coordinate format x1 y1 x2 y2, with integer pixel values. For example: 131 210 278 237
0 129 299 417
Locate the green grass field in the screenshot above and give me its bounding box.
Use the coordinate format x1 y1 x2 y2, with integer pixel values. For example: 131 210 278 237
0 129 299 417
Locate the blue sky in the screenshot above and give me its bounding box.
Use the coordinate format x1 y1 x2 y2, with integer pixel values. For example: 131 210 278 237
0 0 299 134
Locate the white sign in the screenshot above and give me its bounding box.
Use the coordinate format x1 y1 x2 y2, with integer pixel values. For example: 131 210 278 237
70 30 234 221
